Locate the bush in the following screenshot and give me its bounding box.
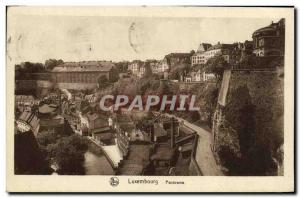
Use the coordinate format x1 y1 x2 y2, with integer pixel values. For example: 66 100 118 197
55 135 88 175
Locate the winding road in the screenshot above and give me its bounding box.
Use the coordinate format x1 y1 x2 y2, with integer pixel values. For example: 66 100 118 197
162 113 223 176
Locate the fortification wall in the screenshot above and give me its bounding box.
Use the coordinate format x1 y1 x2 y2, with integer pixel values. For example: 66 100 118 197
212 69 284 175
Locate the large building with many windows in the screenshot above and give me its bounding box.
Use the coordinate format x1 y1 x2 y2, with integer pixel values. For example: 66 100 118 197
51 61 115 90
252 18 285 57
191 43 233 66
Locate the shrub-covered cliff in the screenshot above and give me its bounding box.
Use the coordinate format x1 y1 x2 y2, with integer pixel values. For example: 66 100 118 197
213 69 284 175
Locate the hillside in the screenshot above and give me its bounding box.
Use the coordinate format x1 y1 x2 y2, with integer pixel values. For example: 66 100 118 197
213 69 284 175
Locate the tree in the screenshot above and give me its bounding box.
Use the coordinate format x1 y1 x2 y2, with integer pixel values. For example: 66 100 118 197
169 68 181 80
109 66 119 83
168 62 191 81
54 134 88 175
223 85 260 175
239 54 256 69
15 132 51 174
45 59 63 71
15 61 47 80
203 86 219 127
143 62 153 78
97 75 109 89
205 55 228 80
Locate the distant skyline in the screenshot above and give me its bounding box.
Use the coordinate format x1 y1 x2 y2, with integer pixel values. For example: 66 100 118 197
7 15 279 64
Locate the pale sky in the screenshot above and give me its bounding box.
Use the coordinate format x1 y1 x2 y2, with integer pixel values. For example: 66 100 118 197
7 14 279 63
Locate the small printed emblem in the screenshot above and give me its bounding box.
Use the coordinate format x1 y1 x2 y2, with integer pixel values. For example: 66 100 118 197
110 177 119 187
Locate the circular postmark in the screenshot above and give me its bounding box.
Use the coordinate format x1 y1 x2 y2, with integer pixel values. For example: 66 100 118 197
128 22 146 53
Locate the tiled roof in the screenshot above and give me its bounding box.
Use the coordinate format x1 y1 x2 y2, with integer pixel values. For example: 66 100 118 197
15 95 35 101
197 43 212 52
91 126 111 134
253 19 284 35
165 53 191 59
39 104 57 114
18 111 39 133
52 61 114 72
40 117 64 126
116 114 132 123
119 123 135 132
93 132 113 140
207 43 233 51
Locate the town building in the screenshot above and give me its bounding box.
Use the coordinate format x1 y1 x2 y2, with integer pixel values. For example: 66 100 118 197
51 61 115 90
113 114 135 156
191 42 233 66
137 64 146 78
39 115 67 134
252 18 285 57
186 66 216 82
15 95 39 112
92 128 114 145
153 123 168 142
205 43 233 63
16 110 40 136
86 112 110 134
191 43 212 66
202 71 216 81
150 59 169 74
150 144 176 175
128 60 143 76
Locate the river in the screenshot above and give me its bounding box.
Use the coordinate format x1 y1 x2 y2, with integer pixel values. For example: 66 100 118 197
84 151 114 175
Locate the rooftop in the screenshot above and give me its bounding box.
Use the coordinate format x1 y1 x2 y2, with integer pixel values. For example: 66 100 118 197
38 104 58 114
18 111 40 133
93 132 113 141
151 145 175 161
116 114 133 123
197 43 212 52
253 18 285 36
119 123 135 132
165 53 191 59
52 61 115 72
207 43 233 51
91 126 112 134
15 95 35 101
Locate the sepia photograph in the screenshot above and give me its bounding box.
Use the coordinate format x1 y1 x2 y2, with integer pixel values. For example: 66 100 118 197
6 6 294 192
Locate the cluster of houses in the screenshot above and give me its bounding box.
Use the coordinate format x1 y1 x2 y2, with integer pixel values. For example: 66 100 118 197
127 41 253 82
111 110 198 175
15 88 198 175
127 18 285 82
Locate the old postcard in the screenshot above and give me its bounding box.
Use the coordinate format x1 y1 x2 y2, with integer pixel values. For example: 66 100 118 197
6 6 294 192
